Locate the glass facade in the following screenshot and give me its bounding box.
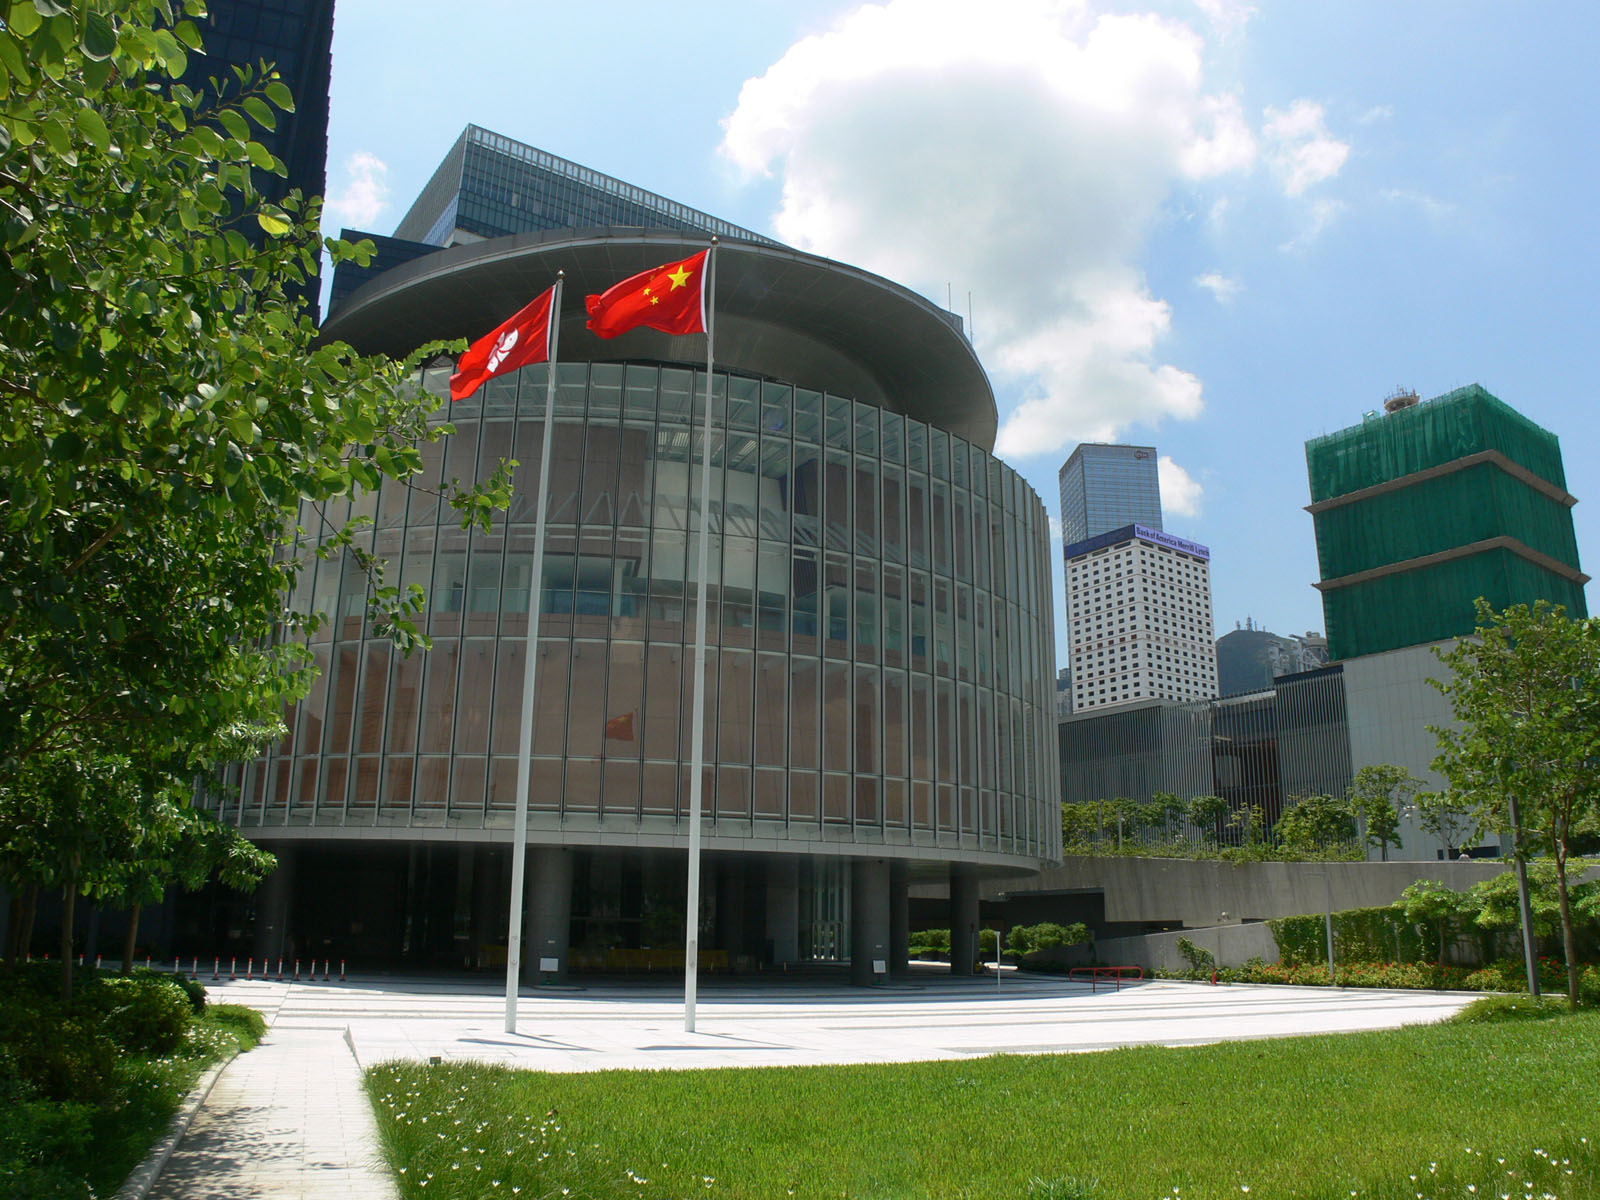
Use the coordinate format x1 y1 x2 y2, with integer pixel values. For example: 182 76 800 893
1059 665 1353 835
1057 444 1163 547
229 360 1059 863
396 126 779 249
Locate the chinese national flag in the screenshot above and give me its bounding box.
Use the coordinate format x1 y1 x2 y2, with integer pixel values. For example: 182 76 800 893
604 710 636 741
584 250 708 340
450 284 557 402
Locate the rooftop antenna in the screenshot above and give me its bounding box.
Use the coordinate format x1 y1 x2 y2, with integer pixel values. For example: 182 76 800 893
947 282 953 312
967 290 974 342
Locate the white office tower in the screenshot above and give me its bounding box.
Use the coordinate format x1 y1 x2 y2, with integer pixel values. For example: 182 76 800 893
1063 524 1217 712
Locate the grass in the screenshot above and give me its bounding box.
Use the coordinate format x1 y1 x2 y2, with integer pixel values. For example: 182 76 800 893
367 1013 1600 1200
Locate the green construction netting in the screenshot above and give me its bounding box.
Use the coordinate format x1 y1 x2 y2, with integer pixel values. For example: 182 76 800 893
1305 384 1568 504
1313 461 1582 580
1322 547 1589 661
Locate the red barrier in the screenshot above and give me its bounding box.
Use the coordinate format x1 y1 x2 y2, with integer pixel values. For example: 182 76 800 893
1067 965 1145 992
213 957 219 980
229 956 236 981
340 958 346 982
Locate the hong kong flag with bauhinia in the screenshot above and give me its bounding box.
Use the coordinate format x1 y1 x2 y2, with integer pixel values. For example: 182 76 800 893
450 284 557 402
585 249 708 339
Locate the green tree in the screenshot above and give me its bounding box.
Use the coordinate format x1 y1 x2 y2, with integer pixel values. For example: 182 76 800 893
1431 600 1600 1008
1274 793 1357 856
0 0 512 785
1187 794 1229 847
1415 791 1481 860
1399 878 1475 965
1347 764 1420 861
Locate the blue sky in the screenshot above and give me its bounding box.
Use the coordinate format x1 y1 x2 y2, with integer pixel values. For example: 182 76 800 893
319 0 1599 670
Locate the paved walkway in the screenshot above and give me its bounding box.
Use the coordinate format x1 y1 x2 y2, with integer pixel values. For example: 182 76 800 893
145 1025 396 1200
143 970 1477 1197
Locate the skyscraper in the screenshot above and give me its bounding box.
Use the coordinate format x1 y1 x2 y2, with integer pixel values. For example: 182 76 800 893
1057 443 1162 546
1062 524 1217 711
181 0 335 318
1306 384 1588 661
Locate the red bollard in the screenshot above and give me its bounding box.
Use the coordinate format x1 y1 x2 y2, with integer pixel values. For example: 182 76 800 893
322 959 330 982
213 957 220 980
78 953 84 967
277 958 284 981
145 955 151 971
294 959 300 981
230 956 237 980
340 959 346 982
174 957 180 975
95 954 102 970
192 957 199 979
1211 968 1217 986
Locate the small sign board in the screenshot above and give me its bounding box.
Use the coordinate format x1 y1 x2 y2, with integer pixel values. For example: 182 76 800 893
872 959 887 975
538 957 560 973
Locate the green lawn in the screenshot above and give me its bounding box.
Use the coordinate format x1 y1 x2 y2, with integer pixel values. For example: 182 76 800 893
366 1010 1599 1200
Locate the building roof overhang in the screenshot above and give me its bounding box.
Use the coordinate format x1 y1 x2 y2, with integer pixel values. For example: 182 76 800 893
320 228 999 450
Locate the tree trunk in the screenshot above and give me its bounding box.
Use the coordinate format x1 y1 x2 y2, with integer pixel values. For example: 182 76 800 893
4 893 21 966
1554 849 1579 1011
59 882 75 1003
19 883 37 962
122 901 142 975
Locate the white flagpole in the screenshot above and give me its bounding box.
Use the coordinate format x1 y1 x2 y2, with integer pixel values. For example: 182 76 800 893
506 273 564 1034
684 240 718 1033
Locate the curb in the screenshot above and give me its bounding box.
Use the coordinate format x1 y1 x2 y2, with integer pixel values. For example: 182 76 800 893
113 1048 238 1200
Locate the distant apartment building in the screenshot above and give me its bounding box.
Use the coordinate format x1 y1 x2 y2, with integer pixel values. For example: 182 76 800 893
1063 524 1217 712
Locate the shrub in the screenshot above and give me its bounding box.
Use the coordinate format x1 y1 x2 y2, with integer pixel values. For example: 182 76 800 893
92 976 191 1056
131 967 206 1015
1008 922 1089 956
206 1004 267 1048
1175 936 1214 972
1452 994 1572 1023
0 1003 117 1104
909 928 951 955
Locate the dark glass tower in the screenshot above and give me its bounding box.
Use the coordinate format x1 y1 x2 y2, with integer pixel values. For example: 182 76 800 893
181 0 335 319
329 125 777 317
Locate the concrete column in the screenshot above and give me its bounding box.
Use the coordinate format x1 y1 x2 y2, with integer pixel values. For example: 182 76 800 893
469 846 504 970
716 859 746 967
949 863 979 976
849 858 891 986
252 845 296 962
888 860 910 979
765 857 799 965
526 846 573 984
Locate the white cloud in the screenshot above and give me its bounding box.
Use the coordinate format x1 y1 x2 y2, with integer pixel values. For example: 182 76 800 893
323 151 391 229
1263 100 1349 197
721 0 1262 462
1382 187 1455 224
1193 270 1240 303
1193 0 1256 39
1357 104 1393 125
1158 454 1203 517
1279 196 1344 252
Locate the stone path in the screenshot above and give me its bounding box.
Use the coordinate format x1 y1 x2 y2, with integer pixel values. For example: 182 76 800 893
145 1025 396 1200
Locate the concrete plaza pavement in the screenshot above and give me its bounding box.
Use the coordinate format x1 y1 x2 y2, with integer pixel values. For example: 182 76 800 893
140 969 1478 1197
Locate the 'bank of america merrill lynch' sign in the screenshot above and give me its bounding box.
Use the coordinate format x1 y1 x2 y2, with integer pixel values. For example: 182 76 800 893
1131 524 1211 561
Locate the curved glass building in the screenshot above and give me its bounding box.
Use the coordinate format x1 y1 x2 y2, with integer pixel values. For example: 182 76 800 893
209 164 1058 981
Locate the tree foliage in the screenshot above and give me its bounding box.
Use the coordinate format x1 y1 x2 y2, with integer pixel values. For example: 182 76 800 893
0 0 511 784
1431 599 1600 1008
0 1 513 967
1347 764 1420 861
1274 793 1356 855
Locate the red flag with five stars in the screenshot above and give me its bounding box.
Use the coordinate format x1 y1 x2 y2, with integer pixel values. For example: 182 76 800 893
450 284 557 402
584 250 708 339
